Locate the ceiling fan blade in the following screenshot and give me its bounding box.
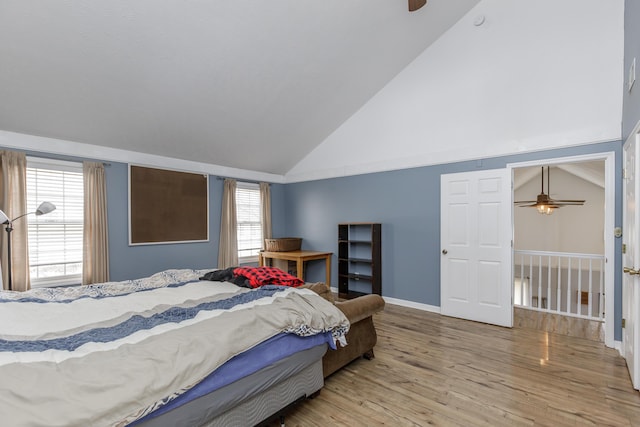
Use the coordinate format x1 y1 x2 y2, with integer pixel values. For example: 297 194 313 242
546 198 585 206
514 200 537 205
408 0 427 12
516 203 538 207
551 199 585 205
553 203 584 207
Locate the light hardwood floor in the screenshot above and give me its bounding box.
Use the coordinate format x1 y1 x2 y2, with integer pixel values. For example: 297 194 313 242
268 303 640 426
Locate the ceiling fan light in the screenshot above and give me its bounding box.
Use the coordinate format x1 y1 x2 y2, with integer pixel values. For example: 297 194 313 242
536 204 554 215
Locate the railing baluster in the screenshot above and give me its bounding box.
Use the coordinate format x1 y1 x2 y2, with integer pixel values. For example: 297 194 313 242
557 255 562 313
538 255 543 309
547 255 552 312
519 255 524 306
587 258 593 317
529 255 533 308
567 258 572 314
577 259 582 316
599 259 604 318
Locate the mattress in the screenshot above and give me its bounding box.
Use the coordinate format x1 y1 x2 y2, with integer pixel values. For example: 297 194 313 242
132 332 333 425
134 343 328 426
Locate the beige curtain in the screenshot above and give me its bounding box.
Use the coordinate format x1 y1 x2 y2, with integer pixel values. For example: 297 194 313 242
0 151 30 291
217 178 238 269
259 182 272 250
82 162 110 285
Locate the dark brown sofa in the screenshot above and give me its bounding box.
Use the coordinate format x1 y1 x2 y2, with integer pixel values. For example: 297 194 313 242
303 282 385 377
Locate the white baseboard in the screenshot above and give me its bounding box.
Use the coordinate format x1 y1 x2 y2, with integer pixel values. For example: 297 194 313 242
614 340 623 355
330 288 441 314
382 296 441 313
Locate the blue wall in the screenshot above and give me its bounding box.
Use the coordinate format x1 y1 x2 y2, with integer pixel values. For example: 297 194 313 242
105 162 223 281
105 162 287 281
283 141 623 339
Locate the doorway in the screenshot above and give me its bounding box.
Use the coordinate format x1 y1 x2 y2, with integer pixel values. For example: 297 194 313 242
508 153 615 348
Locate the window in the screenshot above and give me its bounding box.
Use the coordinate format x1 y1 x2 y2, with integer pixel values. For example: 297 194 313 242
26 158 83 287
236 182 262 262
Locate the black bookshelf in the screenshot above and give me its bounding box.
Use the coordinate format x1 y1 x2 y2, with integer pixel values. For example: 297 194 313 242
338 223 381 299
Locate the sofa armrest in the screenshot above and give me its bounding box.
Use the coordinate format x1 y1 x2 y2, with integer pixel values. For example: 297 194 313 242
335 294 385 324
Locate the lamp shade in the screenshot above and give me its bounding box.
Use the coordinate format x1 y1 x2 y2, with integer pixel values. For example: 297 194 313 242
0 210 8 224
35 201 56 216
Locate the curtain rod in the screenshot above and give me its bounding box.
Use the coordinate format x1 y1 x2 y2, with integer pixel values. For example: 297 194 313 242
215 176 269 185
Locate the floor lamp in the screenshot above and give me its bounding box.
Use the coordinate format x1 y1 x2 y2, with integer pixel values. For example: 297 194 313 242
0 201 56 291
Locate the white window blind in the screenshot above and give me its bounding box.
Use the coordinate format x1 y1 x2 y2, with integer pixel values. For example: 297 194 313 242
26 158 84 287
236 182 262 261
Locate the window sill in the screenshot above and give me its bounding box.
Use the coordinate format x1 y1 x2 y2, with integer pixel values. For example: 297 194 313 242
238 255 259 265
31 276 82 288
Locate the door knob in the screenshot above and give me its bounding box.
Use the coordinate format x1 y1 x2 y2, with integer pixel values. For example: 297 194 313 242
624 266 639 275
442 249 448 255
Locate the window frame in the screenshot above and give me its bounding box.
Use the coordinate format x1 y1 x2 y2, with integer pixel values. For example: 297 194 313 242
26 157 84 288
235 181 262 264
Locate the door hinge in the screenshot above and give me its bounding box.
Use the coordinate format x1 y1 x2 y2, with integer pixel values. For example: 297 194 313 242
623 244 627 254
622 318 626 328
623 168 627 179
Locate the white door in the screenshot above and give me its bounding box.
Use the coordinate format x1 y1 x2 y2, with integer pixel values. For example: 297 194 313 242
441 169 513 327
623 134 640 390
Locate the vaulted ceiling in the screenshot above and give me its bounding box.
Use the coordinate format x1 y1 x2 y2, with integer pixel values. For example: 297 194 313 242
0 0 480 175
514 162 605 191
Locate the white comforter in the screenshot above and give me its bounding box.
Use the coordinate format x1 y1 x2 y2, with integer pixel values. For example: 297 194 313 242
0 269 349 427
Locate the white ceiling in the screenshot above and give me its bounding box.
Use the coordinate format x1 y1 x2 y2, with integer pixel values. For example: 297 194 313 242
0 0 480 175
514 161 605 192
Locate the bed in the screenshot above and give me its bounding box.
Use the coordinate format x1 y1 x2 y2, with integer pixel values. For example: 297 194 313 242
0 269 349 426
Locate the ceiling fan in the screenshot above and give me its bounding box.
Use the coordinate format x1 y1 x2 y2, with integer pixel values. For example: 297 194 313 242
514 166 585 215
409 0 427 12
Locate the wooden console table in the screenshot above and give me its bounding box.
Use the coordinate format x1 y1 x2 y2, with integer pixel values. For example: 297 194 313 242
258 250 332 288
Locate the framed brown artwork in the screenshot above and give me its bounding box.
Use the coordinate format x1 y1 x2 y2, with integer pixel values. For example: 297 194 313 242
129 165 209 245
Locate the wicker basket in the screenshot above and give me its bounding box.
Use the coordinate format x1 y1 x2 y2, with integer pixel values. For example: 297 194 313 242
264 238 302 252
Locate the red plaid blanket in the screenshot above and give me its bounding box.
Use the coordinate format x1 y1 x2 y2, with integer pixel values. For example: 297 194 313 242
233 266 304 288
